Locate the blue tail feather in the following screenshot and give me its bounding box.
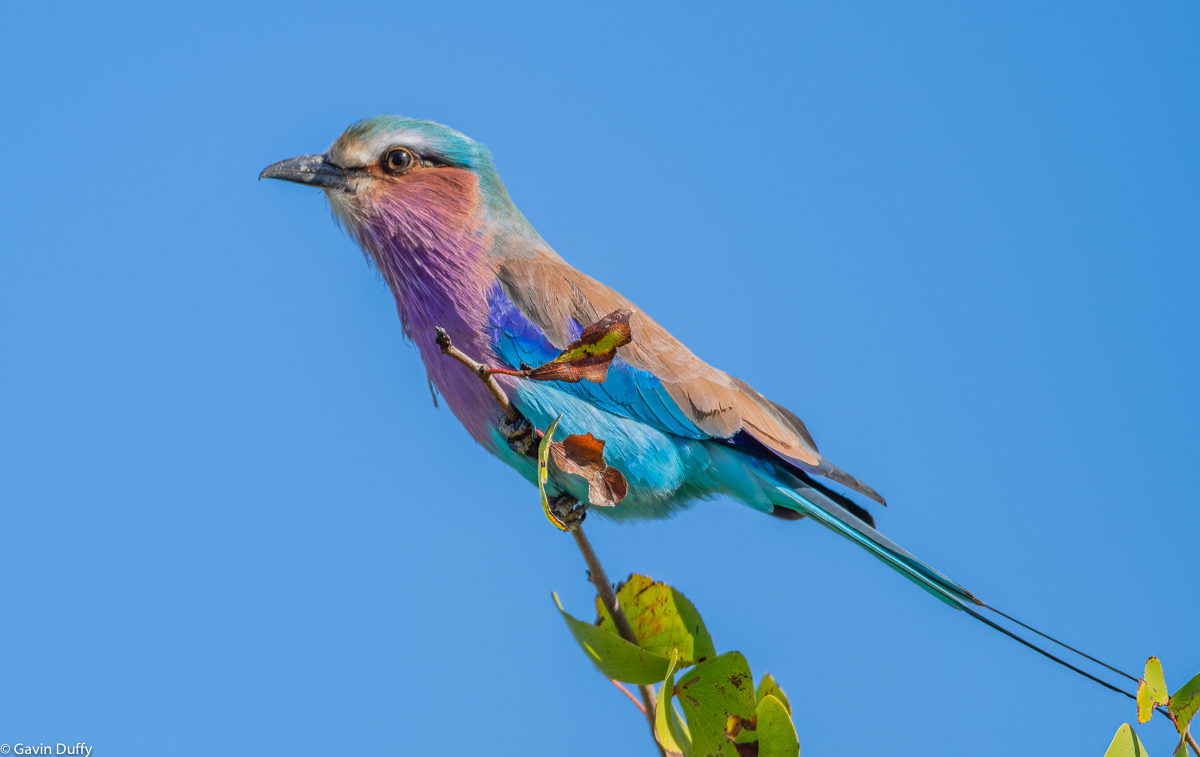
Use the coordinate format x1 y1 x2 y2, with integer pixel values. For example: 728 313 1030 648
764 480 979 608
732 449 1141 701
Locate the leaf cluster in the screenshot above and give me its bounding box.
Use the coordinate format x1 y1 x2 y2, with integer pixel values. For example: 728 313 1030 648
1104 657 1200 757
555 575 799 757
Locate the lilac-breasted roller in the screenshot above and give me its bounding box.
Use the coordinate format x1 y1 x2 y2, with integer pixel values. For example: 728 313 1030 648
259 118 1151 699
259 114 987 611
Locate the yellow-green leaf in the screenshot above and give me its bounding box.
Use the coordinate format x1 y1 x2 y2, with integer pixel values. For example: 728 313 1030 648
552 592 671 684
537 415 568 531
756 694 800 757
1169 671 1200 733
755 672 792 715
732 689 800 753
596 574 716 666
1103 724 1150 757
1138 657 1170 724
675 652 757 757
655 650 693 757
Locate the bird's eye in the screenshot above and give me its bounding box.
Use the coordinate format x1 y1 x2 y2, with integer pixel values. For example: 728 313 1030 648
383 147 416 174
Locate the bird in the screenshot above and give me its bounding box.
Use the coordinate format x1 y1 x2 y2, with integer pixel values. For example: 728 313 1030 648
260 116 1152 704
259 115 980 608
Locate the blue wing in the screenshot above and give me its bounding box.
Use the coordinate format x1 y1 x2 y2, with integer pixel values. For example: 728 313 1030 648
486 282 709 440
485 281 880 522
483 280 978 608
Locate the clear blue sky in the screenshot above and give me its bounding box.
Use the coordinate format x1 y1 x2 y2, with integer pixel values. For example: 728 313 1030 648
1 2 1195 755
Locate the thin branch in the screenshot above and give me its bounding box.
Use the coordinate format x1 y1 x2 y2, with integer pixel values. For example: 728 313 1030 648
435 326 666 757
573 527 663 754
611 679 647 715
484 367 530 378
1168 707 1199 757
435 327 520 423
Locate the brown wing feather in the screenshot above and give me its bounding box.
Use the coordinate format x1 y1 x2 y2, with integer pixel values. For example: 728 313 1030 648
495 254 823 466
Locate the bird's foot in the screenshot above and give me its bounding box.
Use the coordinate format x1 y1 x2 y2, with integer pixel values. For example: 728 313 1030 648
548 493 587 530
498 415 536 456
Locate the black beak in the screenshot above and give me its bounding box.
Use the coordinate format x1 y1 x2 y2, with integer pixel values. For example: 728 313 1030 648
259 154 349 190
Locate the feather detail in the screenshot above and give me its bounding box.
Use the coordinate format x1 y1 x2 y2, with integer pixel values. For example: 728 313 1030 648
492 254 884 501
339 167 503 444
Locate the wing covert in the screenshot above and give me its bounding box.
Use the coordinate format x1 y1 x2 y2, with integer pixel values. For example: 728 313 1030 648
490 255 824 468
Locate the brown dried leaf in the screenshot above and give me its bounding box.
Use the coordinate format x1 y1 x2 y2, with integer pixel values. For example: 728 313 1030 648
527 309 633 383
549 433 628 507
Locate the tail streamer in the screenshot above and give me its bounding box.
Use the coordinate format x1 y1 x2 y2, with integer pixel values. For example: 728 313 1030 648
962 604 1137 700
781 483 1142 702
983 605 1140 685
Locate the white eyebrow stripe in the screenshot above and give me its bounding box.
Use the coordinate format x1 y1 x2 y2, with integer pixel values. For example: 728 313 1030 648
365 131 435 156
330 130 438 167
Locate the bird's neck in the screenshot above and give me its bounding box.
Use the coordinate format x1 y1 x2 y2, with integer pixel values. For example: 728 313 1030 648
348 172 505 443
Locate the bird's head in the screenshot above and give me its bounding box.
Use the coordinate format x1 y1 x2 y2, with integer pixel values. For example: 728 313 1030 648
260 116 507 250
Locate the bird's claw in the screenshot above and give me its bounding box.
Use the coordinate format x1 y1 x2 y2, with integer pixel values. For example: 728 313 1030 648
498 415 536 456
548 493 587 530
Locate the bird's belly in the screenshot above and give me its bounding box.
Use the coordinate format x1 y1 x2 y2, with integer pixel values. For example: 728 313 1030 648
507 381 716 521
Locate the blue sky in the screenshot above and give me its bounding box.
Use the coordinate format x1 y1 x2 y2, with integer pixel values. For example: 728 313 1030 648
1 2 1195 755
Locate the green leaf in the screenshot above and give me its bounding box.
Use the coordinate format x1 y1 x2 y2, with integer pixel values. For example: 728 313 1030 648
1171 737 1187 757
1103 724 1150 757
655 650 693 757
675 652 757 757
755 694 800 757
1138 657 1170 724
537 415 568 531
732 689 800 752
595 574 717 666
1169 671 1200 733
552 592 671 684
755 672 792 715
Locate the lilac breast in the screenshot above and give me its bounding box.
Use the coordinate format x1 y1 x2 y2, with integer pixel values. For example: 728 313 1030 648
353 188 505 447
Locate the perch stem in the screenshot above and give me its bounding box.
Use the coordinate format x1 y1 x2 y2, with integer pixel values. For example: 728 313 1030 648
610 679 646 715
573 527 662 753
435 327 520 423
435 326 664 756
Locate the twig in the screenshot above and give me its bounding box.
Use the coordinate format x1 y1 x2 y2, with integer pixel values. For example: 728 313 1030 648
611 679 646 715
1160 705 1199 757
573 528 663 754
1168 707 1200 757
484 367 530 378
435 326 665 757
435 327 520 423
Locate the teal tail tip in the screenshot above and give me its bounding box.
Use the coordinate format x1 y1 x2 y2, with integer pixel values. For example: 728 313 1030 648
791 485 1139 702
789 485 980 609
